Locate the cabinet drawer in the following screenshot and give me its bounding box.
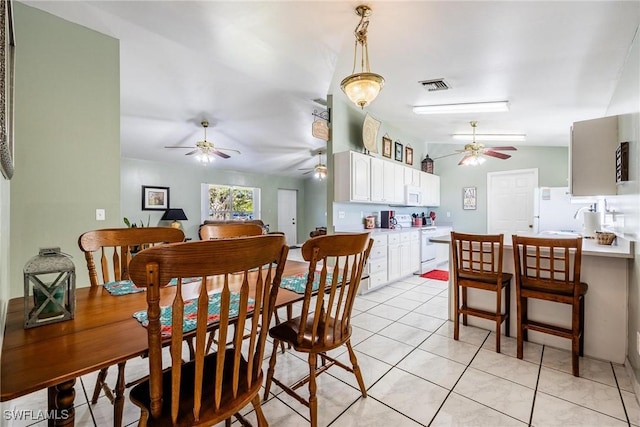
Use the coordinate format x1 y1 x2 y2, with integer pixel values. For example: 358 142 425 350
371 234 387 246
409 231 420 240
400 232 412 242
369 271 388 289
388 233 401 245
368 258 387 274
370 245 387 260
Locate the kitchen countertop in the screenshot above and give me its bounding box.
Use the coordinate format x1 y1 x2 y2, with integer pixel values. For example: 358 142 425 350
430 233 634 259
335 226 452 234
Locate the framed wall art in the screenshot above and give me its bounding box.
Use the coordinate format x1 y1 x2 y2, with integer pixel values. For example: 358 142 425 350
382 135 392 158
142 186 170 210
0 0 15 180
405 146 413 165
463 186 477 210
394 141 403 162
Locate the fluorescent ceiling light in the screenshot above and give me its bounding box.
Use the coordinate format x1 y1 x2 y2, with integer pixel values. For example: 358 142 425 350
452 133 526 142
412 101 509 114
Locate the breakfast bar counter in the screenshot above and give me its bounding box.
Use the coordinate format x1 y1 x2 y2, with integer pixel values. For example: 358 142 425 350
430 233 634 363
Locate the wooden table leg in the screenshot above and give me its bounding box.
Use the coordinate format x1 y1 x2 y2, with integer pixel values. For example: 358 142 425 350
113 361 126 427
47 378 75 427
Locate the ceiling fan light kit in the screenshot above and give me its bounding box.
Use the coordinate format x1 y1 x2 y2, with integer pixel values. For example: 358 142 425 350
340 5 385 109
412 101 510 115
164 120 240 164
456 121 517 166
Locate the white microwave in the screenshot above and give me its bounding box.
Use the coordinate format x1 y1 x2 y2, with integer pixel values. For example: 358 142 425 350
404 185 423 206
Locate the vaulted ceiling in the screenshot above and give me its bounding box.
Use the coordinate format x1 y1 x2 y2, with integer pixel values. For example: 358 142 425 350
26 1 640 176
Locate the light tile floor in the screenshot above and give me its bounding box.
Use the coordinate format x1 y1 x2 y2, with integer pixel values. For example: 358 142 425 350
3 271 640 426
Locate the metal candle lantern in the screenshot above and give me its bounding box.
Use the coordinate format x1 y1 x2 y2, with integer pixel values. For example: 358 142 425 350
23 248 75 328
421 155 434 174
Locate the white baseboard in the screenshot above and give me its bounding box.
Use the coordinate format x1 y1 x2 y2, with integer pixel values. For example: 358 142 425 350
625 357 640 405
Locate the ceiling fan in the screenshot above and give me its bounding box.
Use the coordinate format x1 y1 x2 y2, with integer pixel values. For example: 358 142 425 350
298 151 328 179
448 121 517 166
164 120 241 162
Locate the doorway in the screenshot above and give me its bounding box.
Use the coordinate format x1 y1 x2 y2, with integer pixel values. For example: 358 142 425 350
487 169 538 235
277 189 298 247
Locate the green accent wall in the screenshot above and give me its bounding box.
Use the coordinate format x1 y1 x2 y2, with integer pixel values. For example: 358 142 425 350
429 144 569 233
121 158 308 242
7 3 120 297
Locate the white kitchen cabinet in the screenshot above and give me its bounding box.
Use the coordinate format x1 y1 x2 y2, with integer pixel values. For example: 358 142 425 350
370 157 396 203
570 116 618 196
420 172 441 206
393 163 405 204
360 234 388 294
334 151 370 202
387 233 401 281
409 231 421 273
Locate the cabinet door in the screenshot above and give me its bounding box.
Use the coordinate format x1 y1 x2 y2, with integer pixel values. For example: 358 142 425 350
388 243 401 281
351 152 370 201
570 116 618 196
383 161 396 202
399 243 412 276
410 233 420 273
420 172 441 206
394 164 405 203
370 157 384 202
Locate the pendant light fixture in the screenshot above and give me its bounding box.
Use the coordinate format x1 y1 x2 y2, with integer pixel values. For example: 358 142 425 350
340 5 385 109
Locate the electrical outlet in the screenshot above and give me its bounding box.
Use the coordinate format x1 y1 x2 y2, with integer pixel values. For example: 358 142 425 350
446 211 451 218
338 211 345 219
96 209 106 221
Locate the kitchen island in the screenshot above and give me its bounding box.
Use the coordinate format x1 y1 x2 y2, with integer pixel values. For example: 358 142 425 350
430 233 634 363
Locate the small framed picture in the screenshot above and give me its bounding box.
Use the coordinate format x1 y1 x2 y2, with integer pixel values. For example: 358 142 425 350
142 186 170 210
463 186 477 210
394 141 403 162
405 146 413 165
382 135 392 158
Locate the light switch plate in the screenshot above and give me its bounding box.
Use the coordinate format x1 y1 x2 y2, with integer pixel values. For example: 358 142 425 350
96 209 106 221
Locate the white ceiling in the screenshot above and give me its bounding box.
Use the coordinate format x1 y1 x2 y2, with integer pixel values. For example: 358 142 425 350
26 1 639 176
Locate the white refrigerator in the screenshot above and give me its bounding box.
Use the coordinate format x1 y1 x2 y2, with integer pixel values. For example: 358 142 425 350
533 187 593 234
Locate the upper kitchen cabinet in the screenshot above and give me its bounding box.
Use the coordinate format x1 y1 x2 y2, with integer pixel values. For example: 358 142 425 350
420 172 441 206
570 116 618 196
335 151 370 202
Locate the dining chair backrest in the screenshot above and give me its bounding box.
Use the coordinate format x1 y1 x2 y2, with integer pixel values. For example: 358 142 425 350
297 233 373 347
128 234 288 425
199 223 264 240
451 232 506 281
512 235 583 296
78 227 185 288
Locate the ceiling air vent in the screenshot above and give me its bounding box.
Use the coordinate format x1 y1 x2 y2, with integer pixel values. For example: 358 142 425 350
419 79 450 92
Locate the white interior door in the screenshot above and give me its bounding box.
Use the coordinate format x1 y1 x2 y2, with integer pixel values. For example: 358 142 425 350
487 169 538 235
277 189 298 246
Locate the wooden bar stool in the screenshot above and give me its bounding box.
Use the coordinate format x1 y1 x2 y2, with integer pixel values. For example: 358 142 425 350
451 232 512 352
512 235 587 376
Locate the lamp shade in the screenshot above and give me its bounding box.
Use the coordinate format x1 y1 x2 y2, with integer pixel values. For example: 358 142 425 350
161 208 187 221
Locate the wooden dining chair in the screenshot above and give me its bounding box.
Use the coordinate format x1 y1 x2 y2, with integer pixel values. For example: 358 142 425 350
78 227 185 427
512 235 587 376
263 232 373 427
450 232 512 353
199 223 264 240
127 234 288 426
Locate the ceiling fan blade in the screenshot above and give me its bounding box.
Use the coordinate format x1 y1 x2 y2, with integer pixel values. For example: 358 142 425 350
486 146 517 151
185 149 199 156
216 147 241 155
212 150 231 159
483 150 512 160
164 145 192 149
458 154 472 165
302 170 313 175
433 152 462 160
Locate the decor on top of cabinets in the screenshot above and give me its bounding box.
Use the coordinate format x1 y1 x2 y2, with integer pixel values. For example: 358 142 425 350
405 145 413 165
142 186 170 211
394 141 403 162
382 134 392 158
340 5 385 109
362 113 380 154
463 186 477 210
0 0 15 180
616 141 629 183
422 154 434 173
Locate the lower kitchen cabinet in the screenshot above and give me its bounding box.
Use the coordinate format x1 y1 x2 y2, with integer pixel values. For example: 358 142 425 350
361 230 420 293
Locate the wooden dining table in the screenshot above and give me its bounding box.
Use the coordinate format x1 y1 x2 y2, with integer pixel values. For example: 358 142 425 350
1 260 311 427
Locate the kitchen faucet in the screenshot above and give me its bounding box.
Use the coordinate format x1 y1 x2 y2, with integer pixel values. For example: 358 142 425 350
573 204 596 219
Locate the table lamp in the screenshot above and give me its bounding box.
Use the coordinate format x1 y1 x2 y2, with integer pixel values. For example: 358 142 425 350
161 208 188 229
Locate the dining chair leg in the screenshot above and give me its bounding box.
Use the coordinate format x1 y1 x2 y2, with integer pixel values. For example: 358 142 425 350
251 394 268 426
516 295 524 360
579 297 585 356
453 282 460 341
308 352 318 427
346 341 367 397
91 368 109 404
505 284 511 338
496 284 502 353
263 339 279 400
462 287 468 326
113 362 126 427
